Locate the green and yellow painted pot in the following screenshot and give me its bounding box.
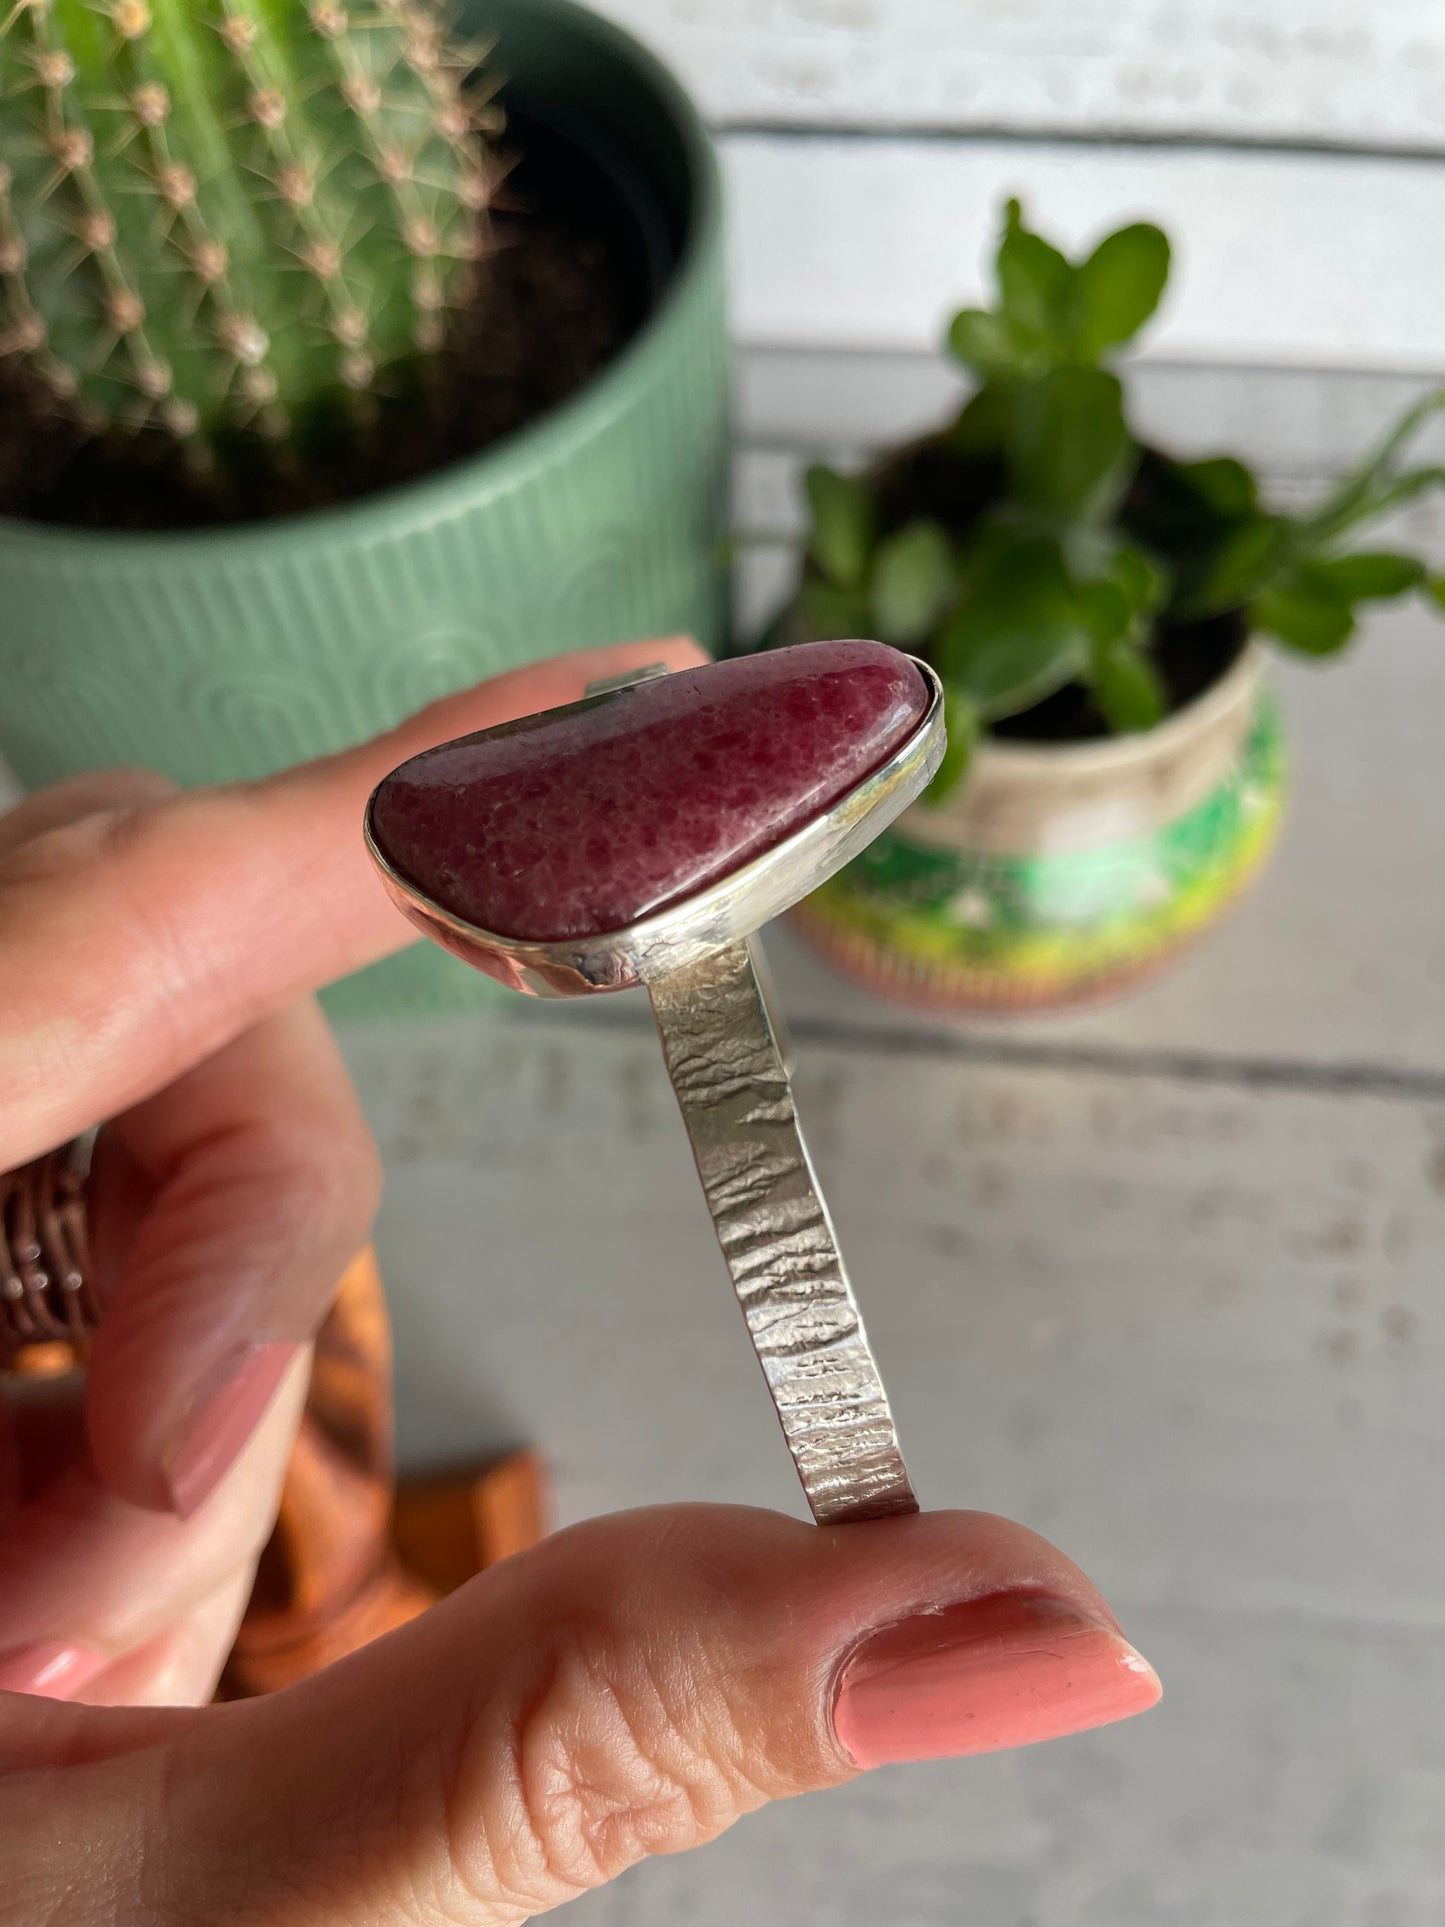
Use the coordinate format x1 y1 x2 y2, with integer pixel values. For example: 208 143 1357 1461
794 644 1285 1013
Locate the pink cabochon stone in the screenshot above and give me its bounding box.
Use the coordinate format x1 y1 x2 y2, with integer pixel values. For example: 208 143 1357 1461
368 641 929 943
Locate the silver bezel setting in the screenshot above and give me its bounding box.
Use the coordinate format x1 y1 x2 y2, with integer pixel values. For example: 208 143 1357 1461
364 657 946 998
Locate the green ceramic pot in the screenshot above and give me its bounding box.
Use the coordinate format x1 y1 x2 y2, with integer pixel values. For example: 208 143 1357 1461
0 0 728 1018
794 643 1286 1013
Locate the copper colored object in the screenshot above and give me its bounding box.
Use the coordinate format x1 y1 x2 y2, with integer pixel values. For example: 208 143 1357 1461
1 1140 102 1357
3 1147 549 1697
393 1447 548 1596
225 1253 548 1695
221 1248 437 1697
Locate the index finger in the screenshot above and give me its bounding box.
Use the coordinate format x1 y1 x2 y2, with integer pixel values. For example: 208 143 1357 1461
0 637 706 1167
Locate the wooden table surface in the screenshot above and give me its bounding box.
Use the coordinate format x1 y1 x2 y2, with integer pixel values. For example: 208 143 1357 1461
338 349 1445 1926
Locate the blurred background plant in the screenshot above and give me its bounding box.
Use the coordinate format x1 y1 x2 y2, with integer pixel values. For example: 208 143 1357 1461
788 200 1445 793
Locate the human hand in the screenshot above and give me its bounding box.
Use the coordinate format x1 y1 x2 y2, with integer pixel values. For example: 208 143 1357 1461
0 638 1159 1920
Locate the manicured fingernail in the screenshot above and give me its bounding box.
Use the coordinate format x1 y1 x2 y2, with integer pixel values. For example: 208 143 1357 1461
0 1642 107 1700
833 1591 1161 1768
166 1341 297 1519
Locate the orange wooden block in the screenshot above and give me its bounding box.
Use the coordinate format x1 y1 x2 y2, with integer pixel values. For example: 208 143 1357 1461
223 1250 551 1699
6 1215 554 1702
6 1340 80 1379
393 1448 549 1598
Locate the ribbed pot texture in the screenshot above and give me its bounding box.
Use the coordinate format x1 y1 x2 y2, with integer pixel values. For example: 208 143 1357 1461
0 0 730 1018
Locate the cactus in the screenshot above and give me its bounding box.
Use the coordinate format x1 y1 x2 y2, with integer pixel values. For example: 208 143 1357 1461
0 0 492 465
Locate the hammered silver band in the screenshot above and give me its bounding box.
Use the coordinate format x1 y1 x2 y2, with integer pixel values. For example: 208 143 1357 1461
594 666 917 1522
650 938 917 1524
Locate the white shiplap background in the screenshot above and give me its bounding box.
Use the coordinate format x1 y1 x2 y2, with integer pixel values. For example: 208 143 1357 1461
597 0 1445 150
599 0 1445 371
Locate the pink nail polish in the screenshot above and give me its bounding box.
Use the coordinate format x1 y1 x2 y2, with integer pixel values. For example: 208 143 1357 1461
167 1341 297 1519
0 1642 107 1700
833 1592 1162 1769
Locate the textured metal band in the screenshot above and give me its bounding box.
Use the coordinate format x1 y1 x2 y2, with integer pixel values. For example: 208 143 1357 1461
650 937 918 1525
2 1138 101 1359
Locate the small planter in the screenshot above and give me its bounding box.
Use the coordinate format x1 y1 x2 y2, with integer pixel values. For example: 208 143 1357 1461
793 643 1285 1013
0 0 728 1017
775 201 1443 1018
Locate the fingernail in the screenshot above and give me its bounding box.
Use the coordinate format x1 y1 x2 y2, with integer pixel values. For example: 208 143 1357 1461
166 1341 297 1519
0 1642 107 1700
833 1591 1161 1768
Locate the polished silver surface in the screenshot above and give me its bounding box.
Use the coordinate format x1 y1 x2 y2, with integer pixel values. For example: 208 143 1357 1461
651 938 916 1523
364 658 945 1000
367 654 941 1521
578 662 672 698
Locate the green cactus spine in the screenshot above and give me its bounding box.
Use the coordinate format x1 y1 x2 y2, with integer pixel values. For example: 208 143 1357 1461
0 0 492 460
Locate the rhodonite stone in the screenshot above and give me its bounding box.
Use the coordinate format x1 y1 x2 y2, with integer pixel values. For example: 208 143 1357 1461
368 640 929 942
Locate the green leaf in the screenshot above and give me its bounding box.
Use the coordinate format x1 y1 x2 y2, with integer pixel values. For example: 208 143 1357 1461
804 464 875 590
1091 639 1167 732
1303 465 1445 548
1063 531 1170 619
1298 552 1427 601
869 521 957 645
796 577 871 642
1075 579 1135 649
1303 387 1445 542
1177 457 1258 519
1429 576 1445 612
952 380 1011 455
947 309 1021 381
1111 539 1170 614
1352 467 1445 523
940 530 1090 719
1061 523 1116 583
1075 222 1170 360
1008 367 1136 522
1196 515 1287 611
1253 583 1356 656
923 688 981 804
995 200 1079 357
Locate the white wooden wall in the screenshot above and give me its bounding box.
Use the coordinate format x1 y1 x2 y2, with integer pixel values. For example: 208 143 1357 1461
597 0 1445 372
597 0 1445 149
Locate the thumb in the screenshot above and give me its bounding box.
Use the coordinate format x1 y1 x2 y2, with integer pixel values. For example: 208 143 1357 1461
13 1506 1161 1924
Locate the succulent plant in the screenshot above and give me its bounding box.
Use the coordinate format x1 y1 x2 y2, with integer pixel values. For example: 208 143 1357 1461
0 0 492 467
793 200 1445 795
